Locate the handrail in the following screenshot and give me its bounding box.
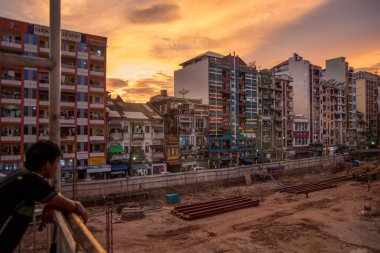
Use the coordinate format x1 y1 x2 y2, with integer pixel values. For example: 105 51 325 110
65 213 106 253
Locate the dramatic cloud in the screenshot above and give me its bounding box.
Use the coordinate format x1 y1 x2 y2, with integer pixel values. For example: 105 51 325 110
356 63 380 73
1 0 379 102
151 36 221 59
106 78 129 89
127 4 180 24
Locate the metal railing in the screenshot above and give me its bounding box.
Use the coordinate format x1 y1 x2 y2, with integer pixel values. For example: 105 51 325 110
55 212 106 253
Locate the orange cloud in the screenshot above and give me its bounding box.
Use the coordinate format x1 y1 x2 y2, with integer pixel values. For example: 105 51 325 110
1 0 379 102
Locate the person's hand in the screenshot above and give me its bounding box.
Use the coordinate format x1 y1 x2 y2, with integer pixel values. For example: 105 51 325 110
74 201 88 223
39 204 55 231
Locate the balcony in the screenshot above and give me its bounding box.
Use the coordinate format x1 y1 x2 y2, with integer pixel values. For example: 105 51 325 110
110 132 123 141
61 65 76 74
90 68 104 76
90 83 104 92
90 102 104 109
110 154 128 162
1 37 22 49
90 52 105 61
0 155 21 161
152 132 164 139
90 151 105 157
131 133 144 139
152 152 165 160
1 135 21 142
1 76 22 86
62 152 75 159
90 136 105 141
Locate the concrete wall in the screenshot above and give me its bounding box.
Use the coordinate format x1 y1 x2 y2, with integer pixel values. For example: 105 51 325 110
326 57 347 83
62 155 344 200
174 58 209 104
356 79 366 116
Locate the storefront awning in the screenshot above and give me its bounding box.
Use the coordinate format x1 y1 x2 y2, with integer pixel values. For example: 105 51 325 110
150 144 163 148
111 163 128 172
167 160 181 167
132 163 150 170
109 145 124 154
86 165 111 173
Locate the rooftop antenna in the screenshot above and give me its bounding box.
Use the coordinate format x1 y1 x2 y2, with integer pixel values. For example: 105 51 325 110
178 88 189 99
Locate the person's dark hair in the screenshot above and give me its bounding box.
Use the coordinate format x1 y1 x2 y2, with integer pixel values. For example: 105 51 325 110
25 140 61 172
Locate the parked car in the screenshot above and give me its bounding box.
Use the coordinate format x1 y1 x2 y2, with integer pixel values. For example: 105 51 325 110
193 167 206 171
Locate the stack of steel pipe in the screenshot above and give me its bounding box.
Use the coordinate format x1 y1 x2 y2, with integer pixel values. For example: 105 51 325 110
171 196 260 220
276 182 337 194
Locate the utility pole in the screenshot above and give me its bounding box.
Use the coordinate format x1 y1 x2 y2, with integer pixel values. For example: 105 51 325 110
49 0 61 191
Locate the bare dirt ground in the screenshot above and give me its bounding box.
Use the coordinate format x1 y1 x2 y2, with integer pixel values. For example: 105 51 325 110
87 173 380 253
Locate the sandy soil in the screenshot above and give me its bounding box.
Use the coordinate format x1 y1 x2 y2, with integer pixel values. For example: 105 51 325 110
87 174 380 253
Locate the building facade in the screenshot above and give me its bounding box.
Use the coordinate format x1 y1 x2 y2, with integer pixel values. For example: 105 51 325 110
274 74 294 159
325 57 357 146
272 53 322 156
107 97 166 176
319 80 346 146
292 115 310 158
0 17 108 178
355 71 379 146
174 52 258 167
148 90 209 170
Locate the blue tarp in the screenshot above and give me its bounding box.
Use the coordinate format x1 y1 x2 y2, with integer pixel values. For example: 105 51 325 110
352 160 360 167
111 163 128 172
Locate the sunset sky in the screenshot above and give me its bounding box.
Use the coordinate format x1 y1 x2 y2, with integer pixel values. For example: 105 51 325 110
1 0 379 102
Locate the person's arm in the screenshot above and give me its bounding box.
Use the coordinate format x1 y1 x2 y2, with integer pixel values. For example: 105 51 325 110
47 193 88 222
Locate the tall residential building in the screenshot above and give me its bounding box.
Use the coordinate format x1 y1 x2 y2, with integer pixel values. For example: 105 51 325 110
272 53 322 156
292 115 310 158
257 70 294 161
148 90 209 170
319 80 346 146
174 52 258 167
355 71 379 146
274 74 294 158
325 57 357 146
0 17 108 178
107 96 166 176
257 70 275 159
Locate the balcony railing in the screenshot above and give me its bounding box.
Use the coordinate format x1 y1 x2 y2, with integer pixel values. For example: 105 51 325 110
131 133 144 139
110 132 123 141
56 212 106 253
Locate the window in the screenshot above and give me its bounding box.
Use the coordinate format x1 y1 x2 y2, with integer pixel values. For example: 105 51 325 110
145 126 150 133
145 146 149 153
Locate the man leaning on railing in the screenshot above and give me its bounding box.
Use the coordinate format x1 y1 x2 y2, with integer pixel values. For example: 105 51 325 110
0 140 88 253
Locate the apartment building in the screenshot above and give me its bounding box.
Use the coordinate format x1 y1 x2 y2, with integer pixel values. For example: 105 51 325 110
148 90 209 170
174 52 258 167
292 115 310 158
355 71 379 146
107 96 166 176
274 74 294 159
319 80 346 146
325 57 356 146
257 69 277 160
272 53 322 156
0 17 107 178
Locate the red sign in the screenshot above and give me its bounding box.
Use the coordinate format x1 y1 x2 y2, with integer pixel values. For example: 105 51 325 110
86 34 107 46
0 17 28 32
293 131 309 137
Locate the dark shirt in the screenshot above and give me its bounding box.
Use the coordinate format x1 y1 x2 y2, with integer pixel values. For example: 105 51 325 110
0 169 57 253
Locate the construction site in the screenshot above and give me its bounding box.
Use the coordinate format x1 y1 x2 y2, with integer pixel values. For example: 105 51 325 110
17 153 380 253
